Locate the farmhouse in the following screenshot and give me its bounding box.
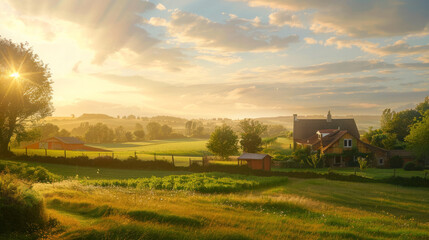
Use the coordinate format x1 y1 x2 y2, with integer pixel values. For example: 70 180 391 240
293 112 390 167
238 153 272 171
26 137 109 152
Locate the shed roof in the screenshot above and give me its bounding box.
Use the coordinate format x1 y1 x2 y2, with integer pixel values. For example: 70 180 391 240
53 137 84 144
238 153 270 160
293 118 359 141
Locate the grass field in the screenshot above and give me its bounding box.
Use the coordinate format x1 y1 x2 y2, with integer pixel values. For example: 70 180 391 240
274 167 428 179
88 138 209 156
2 158 429 239
0 159 190 180
33 177 429 239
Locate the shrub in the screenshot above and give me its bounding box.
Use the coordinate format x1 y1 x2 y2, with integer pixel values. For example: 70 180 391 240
0 173 48 234
0 161 59 183
389 156 404 168
403 161 423 171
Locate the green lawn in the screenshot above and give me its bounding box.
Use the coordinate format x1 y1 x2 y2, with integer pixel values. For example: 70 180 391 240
273 167 428 179
0 159 190 180
88 138 209 156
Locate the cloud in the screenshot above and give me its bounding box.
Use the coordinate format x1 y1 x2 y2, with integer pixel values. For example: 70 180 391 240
6 0 189 71
166 10 299 52
269 11 302 28
304 37 317 45
156 3 166 11
237 0 429 37
326 38 429 57
196 54 242 65
291 60 396 76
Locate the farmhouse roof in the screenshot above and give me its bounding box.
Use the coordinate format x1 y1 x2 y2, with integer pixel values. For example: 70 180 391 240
293 116 359 141
54 137 84 144
238 153 270 160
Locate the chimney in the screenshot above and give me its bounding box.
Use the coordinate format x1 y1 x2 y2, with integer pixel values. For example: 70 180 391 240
293 114 298 121
327 110 332 122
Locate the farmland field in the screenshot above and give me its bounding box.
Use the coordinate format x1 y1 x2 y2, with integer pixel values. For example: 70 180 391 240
33 176 429 239
2 159 429 239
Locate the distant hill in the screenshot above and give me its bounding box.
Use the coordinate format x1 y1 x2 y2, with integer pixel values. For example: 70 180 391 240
77 113 114 120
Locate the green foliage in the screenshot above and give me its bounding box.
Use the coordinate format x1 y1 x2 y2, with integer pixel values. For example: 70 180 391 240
416 96 429 115
357 157 368 171
239 119 267 153
0 38 53 155
261 125 288 138
403 161 423 171
133 130 145 141
84 173 287 193
362 127 397 149
0 161 59 183
405 112 429 159
85 123 115 143
206 125 239 160
0 173 49 233
383 109 420 141
306 153 321 169
389 156 404 169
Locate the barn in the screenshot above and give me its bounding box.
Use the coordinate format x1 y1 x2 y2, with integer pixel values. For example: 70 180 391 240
26 137 109 152
238 153 272 171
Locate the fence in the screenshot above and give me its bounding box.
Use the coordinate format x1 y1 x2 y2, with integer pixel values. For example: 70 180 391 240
11 148 205 167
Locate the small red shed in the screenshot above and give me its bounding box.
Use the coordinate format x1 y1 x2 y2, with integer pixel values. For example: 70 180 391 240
238 153 272 171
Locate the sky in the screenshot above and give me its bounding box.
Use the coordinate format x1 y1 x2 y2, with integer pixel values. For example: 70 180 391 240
1 0 428 118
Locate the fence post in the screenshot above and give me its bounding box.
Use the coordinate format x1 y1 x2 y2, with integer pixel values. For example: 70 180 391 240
99 153 101 157
290 144 292 149
202 156 205 167
112 152 114 159
64 150 66 158
172 155 175 166
45 149 47 157
189 158 191 167
154 153 156 161
135 151 137 158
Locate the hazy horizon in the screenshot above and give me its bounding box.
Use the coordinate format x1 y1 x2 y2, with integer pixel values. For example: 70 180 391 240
1 0 428 118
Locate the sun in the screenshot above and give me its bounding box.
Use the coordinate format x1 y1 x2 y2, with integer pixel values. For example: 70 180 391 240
10 72 20 78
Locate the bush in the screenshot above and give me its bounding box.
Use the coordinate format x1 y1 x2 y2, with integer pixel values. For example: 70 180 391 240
403 161 423 171
0 173 48 234
389 156 404 168
0 161 59 183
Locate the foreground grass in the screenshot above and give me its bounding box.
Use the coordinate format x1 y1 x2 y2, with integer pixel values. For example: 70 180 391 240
274 167 427 179
34 178 429 240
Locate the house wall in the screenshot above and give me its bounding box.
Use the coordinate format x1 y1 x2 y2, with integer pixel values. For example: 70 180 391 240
324 133 389 167
26 138 85 151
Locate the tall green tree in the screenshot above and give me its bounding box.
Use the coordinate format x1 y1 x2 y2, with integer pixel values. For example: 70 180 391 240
206 125 239 160
239 119 267 153
0 38 53 155
384 109 420 141
146 122 161 140
405 112 429 159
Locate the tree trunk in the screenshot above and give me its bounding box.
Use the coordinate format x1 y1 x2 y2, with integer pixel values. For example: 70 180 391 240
0 137 12 156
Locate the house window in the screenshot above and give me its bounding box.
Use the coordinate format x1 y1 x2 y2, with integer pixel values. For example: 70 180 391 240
344 139 352 148
379 158 384 165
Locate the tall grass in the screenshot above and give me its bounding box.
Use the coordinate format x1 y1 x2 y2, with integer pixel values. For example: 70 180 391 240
0 173 49 234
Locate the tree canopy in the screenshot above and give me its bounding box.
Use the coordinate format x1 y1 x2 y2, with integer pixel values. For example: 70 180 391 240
239 119 267 153
0 38 53 155
405 112 429 159
206 125 239 160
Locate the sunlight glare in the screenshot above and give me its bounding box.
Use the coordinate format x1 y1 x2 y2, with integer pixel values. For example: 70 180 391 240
10 72 20 78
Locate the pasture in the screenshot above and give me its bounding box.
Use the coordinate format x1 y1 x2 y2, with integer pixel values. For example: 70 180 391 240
35 177 429 240
2 159 429 239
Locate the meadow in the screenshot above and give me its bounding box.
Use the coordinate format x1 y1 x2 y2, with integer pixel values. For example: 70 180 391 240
1 159 429 239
